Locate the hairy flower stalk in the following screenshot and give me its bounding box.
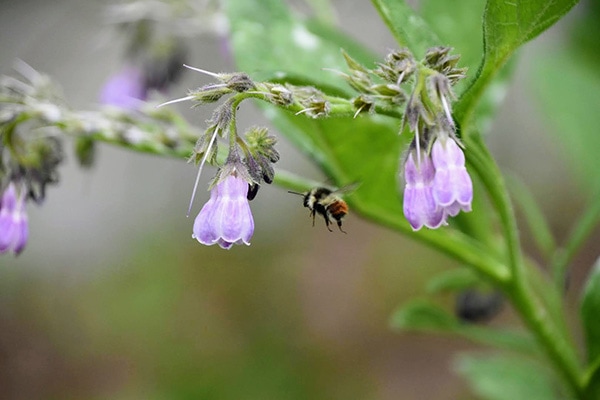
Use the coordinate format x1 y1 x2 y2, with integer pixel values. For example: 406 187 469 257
160 65 283 249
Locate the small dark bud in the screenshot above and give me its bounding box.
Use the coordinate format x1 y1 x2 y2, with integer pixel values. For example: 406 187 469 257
74 136 96 168
423 47 467 85
375 49 416 84
264 83 294 106
260 157 274 184
225 73 255 92
143 40 188 92
455 289 504 323
352 95 374 115
247 183 260 201
300 96 330 118
208 99 234 134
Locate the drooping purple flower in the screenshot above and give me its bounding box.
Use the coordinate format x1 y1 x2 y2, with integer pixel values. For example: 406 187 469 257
431 138 473 217
100 65 147 110
0 183 29 255
192 174 254 249
403 152 445 231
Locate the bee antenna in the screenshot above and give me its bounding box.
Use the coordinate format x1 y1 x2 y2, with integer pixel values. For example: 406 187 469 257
287 190 304 196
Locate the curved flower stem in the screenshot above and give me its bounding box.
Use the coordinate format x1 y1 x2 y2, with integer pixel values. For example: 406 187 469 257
466 134 584 397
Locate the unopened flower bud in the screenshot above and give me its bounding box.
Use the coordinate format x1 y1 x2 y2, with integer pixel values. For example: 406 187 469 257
264 83 293 106
191 84 232 104
225 73 255 92
75 135 96 168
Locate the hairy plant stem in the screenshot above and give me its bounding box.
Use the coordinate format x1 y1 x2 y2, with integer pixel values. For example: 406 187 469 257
467 134 584 398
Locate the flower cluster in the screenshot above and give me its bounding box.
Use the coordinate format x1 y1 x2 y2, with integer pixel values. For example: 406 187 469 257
0 63 66 255
398 48 472 230
338 46 472 230
163 67 279 250
99 0 229 110
402 127 473 230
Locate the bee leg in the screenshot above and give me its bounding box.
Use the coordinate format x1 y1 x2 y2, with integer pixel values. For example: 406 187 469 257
324 215 333 232
337 221 347 234
310 210 316 227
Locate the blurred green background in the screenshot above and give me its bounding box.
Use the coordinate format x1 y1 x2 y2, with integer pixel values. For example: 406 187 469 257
0 0 598 399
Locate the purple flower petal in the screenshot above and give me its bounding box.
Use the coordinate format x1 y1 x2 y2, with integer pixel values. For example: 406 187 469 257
192 174 254 249
100 66 147 110
403 153 445 231
432 139 473 216
0 183 29 255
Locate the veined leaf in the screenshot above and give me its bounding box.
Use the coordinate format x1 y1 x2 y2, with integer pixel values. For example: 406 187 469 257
456 0 579 128
581 259 600 364
226 0 511 282
370 0 440 56
391 299 538 355
456 353 569 400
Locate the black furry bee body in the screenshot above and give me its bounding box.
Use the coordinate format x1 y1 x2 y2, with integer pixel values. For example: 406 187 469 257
289 185 356 233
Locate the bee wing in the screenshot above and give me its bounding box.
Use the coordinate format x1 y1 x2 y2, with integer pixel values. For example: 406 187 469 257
331 182 361 197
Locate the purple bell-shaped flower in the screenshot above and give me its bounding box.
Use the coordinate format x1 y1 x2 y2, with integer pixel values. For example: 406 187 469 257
192 173 254 249
431 138 473 217
403 152 445 231
0 183 29 255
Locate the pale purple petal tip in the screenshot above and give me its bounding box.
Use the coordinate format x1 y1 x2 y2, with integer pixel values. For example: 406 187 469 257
431 139 473 218
100 66 147 110
0 183 29 255
403 153 446 231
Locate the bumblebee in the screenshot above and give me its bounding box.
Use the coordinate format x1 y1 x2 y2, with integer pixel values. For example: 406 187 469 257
289 185 357 233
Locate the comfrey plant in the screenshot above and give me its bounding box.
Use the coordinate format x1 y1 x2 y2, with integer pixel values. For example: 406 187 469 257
2 0 600 398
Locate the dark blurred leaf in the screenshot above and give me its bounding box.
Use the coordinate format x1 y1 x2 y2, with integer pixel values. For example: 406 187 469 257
508 174 557 260
370 0 440 56
457 0 579 126
391 300 538 354
426 268 481 294
391 299 457 331
581 259 600 365
455 353 567 400
583 357 600 399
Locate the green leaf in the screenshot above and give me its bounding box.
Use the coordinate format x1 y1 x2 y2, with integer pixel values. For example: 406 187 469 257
583 357 600 399
456 0 579 128
420 0 486 96
426 268 481 294
370 0 441 56
226 0 512 283
226 0 376 95
581 258 600 365
532 46 600 193
507 174 556 260
456 353 568 400
391 300 538 355
390 299 457 332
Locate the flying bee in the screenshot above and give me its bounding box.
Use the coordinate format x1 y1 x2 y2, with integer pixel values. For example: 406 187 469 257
288 184 359 233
